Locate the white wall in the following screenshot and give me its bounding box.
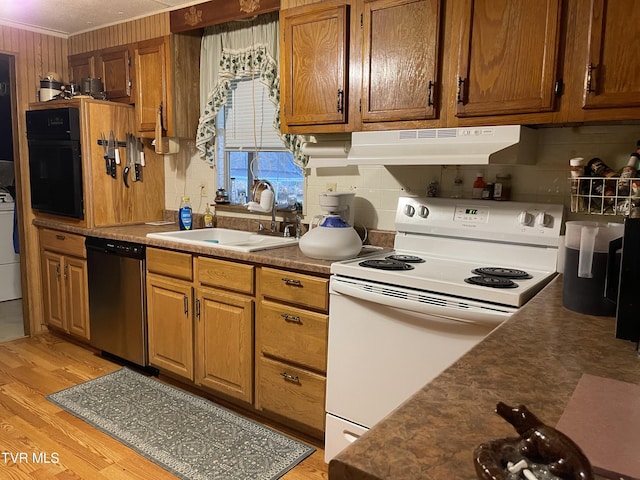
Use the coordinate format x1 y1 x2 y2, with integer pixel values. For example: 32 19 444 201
165 125 640 230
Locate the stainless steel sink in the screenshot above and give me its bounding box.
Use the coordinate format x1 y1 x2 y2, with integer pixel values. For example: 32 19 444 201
146 228 298 252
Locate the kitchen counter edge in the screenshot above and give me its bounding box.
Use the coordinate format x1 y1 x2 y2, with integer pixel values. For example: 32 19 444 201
329 276 640 479
33 219 334 275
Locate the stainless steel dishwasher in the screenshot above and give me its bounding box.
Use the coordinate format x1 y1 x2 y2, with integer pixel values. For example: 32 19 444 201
86 236 149 368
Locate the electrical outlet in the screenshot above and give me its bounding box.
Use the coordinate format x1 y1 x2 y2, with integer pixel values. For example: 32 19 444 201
326 182 337 192
199 183 208 197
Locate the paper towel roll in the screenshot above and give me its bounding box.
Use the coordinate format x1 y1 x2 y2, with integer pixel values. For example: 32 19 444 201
259 190 274 211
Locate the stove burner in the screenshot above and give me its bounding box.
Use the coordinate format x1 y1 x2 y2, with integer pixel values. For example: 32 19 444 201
464 276 518 289
472 267 532 279
359 259 415 271
386 254 425 263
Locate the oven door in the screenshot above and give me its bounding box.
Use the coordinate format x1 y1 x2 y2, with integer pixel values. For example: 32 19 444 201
325 275 509 462
28 139 84 219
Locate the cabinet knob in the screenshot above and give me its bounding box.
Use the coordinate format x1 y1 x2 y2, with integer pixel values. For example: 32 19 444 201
280 372 300 383
456 76 466 104
427 80 435 107
280 313 302 324
586 63 597 94
281 277 302 287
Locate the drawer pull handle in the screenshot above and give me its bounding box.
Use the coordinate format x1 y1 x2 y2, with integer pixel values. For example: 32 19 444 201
281 313 302 324
280 372 300 383
55 234 65 240
281 277 302 287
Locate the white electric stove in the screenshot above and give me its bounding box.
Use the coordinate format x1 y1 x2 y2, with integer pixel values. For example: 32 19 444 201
324 196 564 462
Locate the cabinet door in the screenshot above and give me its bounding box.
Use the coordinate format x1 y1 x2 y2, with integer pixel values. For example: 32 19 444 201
582 0 640 109
361 0 441 123
42 251 65 331
134 37 168 136
68 52 95 84
281 1 350 126
147 274 194 380
97 45 132 103
64 256 89 340
454 0 563 117
195 287 254 404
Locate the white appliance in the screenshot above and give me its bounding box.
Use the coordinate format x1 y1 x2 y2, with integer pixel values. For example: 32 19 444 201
0 195 21 302
324 196 564 462
348 125 537 165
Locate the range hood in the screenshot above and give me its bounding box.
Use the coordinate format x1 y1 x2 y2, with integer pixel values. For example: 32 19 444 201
347 125 537 166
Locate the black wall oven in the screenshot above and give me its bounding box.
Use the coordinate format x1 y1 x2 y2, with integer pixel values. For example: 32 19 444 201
26 107 84 219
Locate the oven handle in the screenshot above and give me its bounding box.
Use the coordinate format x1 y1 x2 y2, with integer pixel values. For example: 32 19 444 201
330 278 512 328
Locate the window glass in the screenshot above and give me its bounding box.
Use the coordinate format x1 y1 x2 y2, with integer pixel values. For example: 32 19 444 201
217 77 303 208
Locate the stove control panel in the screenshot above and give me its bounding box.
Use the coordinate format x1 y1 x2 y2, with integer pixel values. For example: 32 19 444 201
395 196 564 248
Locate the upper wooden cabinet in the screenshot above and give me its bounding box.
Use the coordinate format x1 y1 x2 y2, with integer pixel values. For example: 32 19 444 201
280 0 444 133
96 45 133 103
68 33 200 142
280 1 351 130
361 0 441 123
453 0 563 119
68 52 95 84
69 47 132 103
133 34 201 143
564 0 640 122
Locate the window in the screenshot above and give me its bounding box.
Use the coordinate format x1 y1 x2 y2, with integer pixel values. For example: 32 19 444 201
216 77 303 208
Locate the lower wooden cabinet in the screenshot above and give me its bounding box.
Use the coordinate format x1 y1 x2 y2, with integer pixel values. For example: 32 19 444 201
195 287 253 403
146 273 194 380
39 229 89 340
145 248 330 436
256 267 329 438
257 356 327 433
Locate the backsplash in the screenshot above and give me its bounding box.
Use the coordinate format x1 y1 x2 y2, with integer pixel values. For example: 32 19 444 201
165 125 640 231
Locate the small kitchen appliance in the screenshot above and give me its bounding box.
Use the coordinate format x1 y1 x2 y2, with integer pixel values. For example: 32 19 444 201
324 196 564 462
299 192 361 260
612 216 640 343
562 221 624 316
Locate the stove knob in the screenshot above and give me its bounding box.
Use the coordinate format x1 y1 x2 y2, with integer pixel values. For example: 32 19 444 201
404 204 415 217
535 212 550 227
418 205 430 218
518 210 533 226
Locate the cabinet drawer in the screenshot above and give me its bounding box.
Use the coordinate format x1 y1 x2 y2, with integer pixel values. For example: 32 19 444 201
197 257 254 295
259 267 328 311
147 247 192 281
39 228 86 258
259 300 328 373
257 356 326 433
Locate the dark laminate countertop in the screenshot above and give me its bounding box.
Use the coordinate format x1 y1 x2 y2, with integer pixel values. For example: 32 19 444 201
34 219 342 275
329 276 640 479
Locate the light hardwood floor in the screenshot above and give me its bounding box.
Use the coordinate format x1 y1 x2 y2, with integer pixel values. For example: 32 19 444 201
0 333 329 479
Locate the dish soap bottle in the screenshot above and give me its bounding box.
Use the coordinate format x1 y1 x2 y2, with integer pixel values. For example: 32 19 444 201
179 196 193 230
472 173 486 199
203 204 215 228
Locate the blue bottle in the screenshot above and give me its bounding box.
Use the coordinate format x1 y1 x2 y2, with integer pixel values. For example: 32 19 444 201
179 197 192 230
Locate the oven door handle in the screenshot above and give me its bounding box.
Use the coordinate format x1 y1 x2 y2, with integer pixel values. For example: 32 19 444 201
330 278 512 327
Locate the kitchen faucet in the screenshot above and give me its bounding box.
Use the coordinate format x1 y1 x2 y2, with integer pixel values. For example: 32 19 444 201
250 179 277 233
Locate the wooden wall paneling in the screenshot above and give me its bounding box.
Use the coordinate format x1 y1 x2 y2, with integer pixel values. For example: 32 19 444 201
0 25 71 337
68 13 171 55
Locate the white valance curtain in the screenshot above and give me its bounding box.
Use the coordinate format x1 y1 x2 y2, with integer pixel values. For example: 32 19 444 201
196 12 306 168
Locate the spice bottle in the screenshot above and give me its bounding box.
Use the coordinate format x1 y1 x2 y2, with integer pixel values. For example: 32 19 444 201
618 154 639 196
494 174 512 201
481 183 495 200
451 176 464 199
472 173 486 199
